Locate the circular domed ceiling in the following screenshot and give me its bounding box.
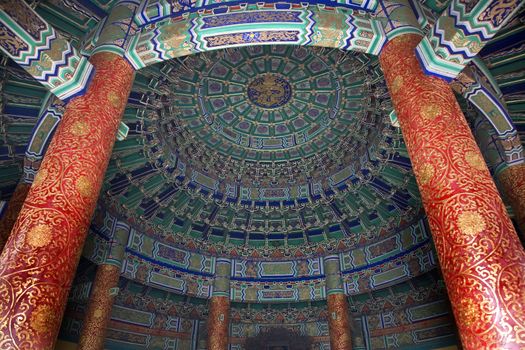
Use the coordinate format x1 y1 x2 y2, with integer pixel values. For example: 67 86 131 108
103 45 422 257
155 46 380 193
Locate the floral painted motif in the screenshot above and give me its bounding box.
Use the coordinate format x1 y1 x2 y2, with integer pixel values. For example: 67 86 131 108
0 52 134 349
380 34 525 349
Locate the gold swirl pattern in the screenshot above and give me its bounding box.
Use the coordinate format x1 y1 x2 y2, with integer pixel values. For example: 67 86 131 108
78 264 121 350
379 34 525 349
0 52 134 349
208 296 230 350
327 293 352 350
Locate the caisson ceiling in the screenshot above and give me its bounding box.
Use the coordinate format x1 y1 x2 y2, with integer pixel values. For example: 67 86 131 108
101 44 421 256
0 1 524 349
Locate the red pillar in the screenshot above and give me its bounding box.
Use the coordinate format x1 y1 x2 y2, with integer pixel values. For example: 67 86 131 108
0 182 30 252
78 220 130 350
379 34 525 349
208 258 231 350
208 296 230 350
78 264 121 350
327 293 353 350
0 52 134 349
324 254 352 349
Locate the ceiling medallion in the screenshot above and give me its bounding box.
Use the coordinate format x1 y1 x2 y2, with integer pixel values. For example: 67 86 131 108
247 73 292 109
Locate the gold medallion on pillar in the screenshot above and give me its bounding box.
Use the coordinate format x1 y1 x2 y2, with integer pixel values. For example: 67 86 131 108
380 33 525 349
0 52 134 349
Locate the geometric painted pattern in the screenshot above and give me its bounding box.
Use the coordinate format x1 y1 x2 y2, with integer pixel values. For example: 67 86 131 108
102 45 422 255
126 4 387 69
417 0 525 80
0 1 93 101
3 3 524 349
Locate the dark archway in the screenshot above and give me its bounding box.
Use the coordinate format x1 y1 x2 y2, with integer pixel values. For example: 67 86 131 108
244 327 314 350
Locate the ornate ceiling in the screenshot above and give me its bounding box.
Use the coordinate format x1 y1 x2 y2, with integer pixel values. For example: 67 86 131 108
101 44 422 257
0 1 524 349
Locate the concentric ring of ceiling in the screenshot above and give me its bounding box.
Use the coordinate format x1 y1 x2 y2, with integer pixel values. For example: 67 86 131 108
153 46 382 193
166 45 352 162
103 45 422 257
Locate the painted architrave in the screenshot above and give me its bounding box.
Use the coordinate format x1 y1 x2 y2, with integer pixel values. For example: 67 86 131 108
416 0 525 80
0 0 93 101
124 4 387 70
132 0 380 27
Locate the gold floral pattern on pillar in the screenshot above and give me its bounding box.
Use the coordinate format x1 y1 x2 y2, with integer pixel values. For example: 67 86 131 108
379 33 525 349
208 296 230 350
0 52 134 349
78 264 121 350
327 293 352 350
